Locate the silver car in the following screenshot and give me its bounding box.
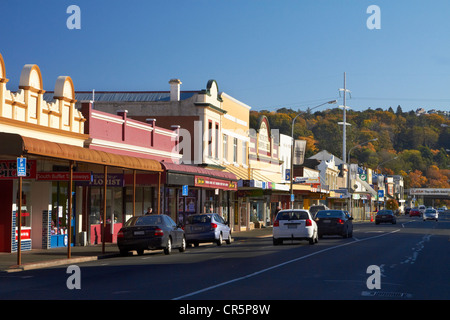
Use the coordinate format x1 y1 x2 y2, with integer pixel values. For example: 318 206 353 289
184 213 232 246
423 209 438 222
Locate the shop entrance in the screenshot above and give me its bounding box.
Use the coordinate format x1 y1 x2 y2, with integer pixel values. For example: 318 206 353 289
51 181 74 248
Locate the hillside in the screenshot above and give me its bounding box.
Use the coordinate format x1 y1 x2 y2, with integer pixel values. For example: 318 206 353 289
250 107 450 190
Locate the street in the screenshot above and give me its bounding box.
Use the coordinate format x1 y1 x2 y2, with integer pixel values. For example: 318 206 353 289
1 214 449 304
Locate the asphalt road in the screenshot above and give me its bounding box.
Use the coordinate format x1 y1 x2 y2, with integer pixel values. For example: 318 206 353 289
1 213 449 305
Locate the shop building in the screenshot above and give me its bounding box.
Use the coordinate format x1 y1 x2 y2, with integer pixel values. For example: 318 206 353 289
246 115 289 227
0 54 163 253
73 80 238 229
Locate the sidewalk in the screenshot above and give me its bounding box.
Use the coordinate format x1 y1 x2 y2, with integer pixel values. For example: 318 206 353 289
0 227 273 273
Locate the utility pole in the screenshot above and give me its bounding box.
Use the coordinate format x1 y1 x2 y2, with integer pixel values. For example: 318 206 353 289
338 72 351 163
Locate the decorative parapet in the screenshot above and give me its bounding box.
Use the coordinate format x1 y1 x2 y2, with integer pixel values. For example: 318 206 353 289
0 53 85 141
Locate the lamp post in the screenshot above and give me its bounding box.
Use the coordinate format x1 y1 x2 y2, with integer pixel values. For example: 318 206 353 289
290 100 337 209
346 138 378 217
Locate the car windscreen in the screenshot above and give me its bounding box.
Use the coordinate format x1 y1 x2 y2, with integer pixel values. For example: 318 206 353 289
316 210 344 218
125 215 164 227
377 210 393 215
276 211 309 220
187 215 211 224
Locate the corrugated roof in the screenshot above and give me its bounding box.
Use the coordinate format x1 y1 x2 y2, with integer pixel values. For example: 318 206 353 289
43 91 197 103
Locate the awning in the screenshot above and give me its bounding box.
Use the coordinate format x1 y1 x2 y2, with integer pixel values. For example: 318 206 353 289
222 164 249 180
356 176 377 197
161 162 237 190
161 162 237 181
0 132 162 172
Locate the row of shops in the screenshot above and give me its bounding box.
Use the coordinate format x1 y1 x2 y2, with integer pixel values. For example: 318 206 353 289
0 140 341 253
0 53 377 254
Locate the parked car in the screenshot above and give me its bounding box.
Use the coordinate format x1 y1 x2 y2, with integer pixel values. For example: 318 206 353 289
273 209 318 245
404 207 411 216
409 208 421 217
423 209 439 222
117 214 186 256
375 209 397 224
309 204 330 218
315 210 353 238
184 213 231 247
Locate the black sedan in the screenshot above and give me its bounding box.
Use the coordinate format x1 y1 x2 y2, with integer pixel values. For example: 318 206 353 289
315 210 353 238
117 214 186 256
375 209 397 224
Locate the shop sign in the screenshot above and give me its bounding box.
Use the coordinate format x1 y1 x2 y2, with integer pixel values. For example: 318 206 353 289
15 227 31 241
37 172 92 181
194 176 237 191
0 160 36 179
76 173 124 187
294 177 320 184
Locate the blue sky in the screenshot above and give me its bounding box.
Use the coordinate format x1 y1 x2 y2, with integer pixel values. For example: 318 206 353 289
1 0 450 113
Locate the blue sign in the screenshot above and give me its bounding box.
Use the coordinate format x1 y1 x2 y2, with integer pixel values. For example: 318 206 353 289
291 194 295 202
285 169 291 181
378 190 384 198
17 157 27 177
182 185 189 196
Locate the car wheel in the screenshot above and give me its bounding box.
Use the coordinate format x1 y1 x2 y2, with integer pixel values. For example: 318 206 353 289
137 249 144 256
273 237 282 245
309 232 317 245
225 232 232 244
119 249 129 256
343 227 349 238
179 236 186 253
164 237 172 255
217 233 223 246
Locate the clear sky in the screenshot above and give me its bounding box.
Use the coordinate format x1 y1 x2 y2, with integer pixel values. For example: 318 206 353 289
1 0 450 113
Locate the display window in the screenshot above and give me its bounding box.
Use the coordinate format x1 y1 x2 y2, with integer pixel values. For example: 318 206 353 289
177 188 198 225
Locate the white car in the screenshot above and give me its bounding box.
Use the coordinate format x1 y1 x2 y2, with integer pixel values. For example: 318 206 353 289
423 209 438 221
418 205 426 214
273 209 318 245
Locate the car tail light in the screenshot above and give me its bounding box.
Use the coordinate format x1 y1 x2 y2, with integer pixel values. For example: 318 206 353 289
211 223 217 230
273 220 279 227
336 218 344 224
154 228 164 236
305 219 312 226
117 230 124 239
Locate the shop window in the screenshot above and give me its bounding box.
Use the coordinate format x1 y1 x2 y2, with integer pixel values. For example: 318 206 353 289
14 179 32 235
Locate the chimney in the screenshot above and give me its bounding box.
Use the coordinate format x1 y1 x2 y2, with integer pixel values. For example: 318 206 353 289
169 79 182 101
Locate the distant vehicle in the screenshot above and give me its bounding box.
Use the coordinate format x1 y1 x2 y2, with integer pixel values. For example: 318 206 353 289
437 207 445 212
423 209 439 222
273 209 318 245
309 204 329 218
375 209 397 224
184 213 231 247
418 205 426 214
404 207 411 216
117 214 186 256
409 208 421 217
315 210 353 238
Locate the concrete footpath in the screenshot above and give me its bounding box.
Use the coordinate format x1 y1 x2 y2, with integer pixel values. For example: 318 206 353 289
0 227 273 273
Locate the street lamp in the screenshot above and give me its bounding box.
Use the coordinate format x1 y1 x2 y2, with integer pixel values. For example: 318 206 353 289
290 100 337 209
376 156 399 174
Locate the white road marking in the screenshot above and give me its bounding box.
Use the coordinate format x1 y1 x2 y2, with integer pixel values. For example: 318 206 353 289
172 229 401 300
